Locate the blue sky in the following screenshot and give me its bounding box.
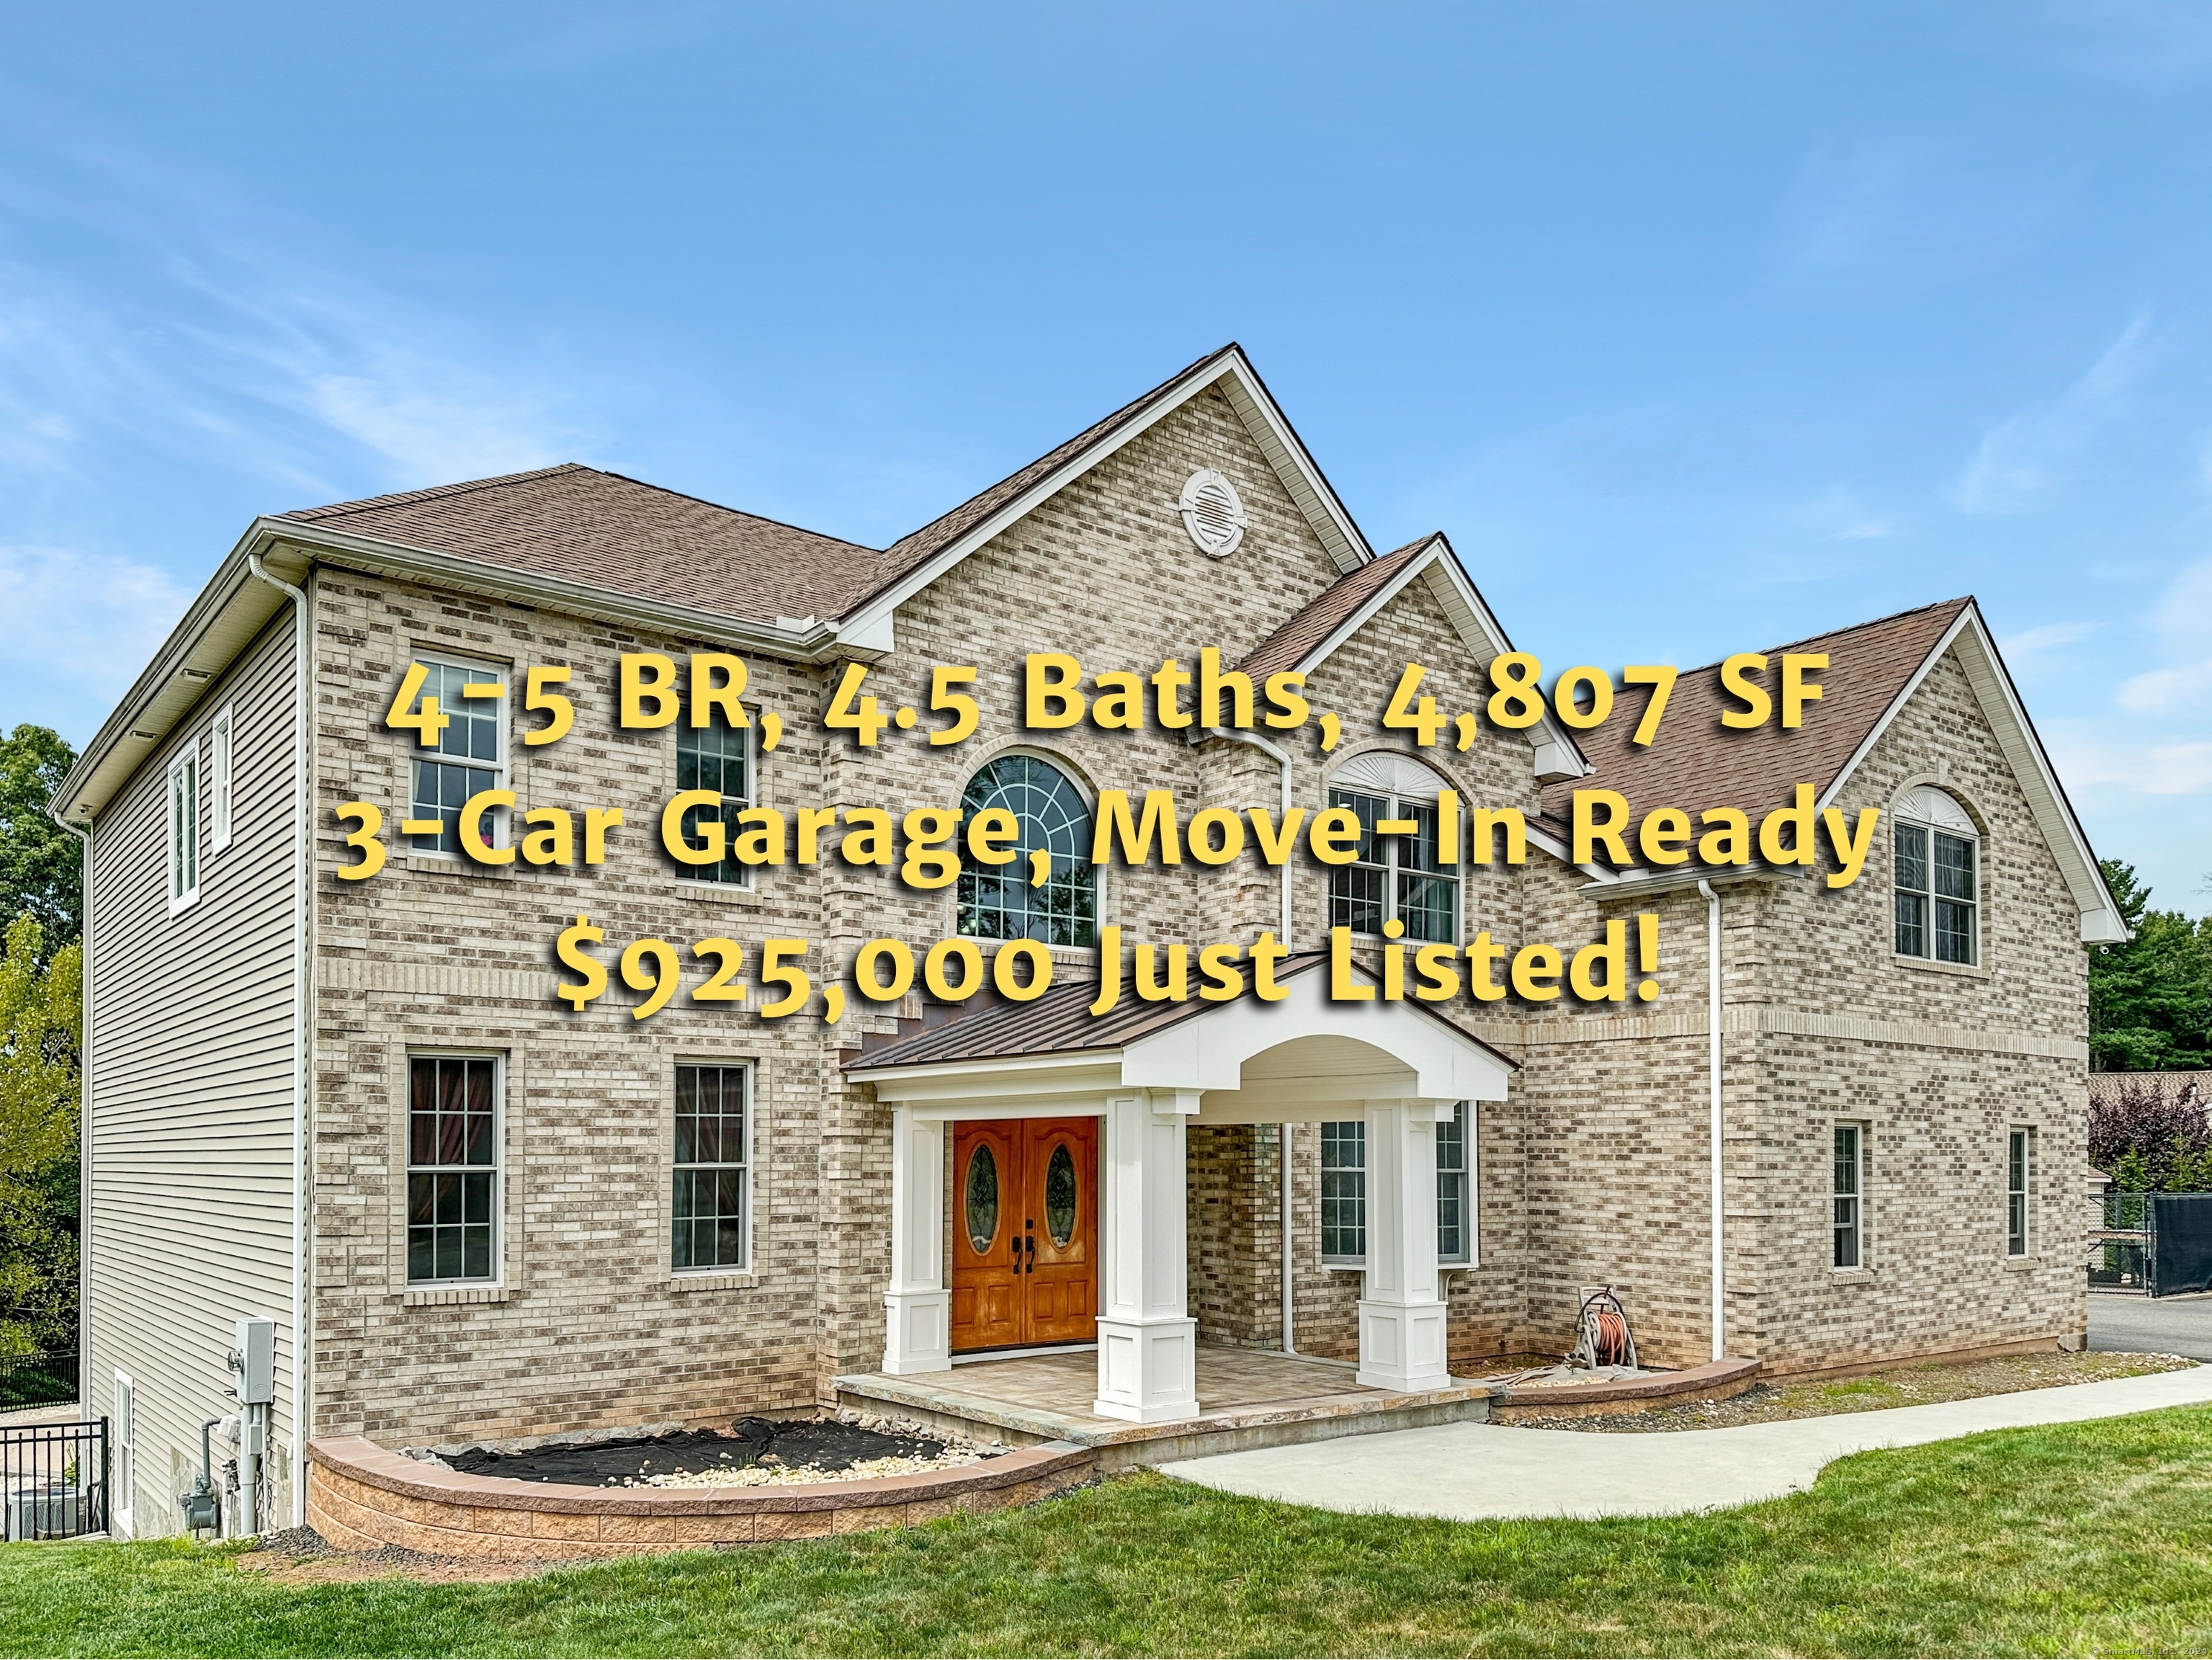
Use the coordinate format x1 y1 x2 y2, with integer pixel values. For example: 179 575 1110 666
4 3 2209 911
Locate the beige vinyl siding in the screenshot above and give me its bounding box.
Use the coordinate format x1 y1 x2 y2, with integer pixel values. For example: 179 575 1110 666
84 611 299 1537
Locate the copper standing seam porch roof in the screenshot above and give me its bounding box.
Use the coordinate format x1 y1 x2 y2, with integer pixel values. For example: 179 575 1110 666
1535 597 1974 859
841 951 1521 1074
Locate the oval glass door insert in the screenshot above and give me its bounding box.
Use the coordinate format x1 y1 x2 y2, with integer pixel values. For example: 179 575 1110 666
964 1144 999 1254
1044 1143 1078 1248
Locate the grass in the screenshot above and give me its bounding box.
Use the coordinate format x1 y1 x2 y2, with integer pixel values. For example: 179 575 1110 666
9 1404 2212 1657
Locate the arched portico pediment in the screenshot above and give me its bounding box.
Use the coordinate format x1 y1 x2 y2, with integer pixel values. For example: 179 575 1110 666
1119 963 1513 1116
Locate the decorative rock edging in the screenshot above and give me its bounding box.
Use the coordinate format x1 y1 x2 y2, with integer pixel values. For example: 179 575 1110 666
305 1434 1093 1558
1487 1357 1761 1421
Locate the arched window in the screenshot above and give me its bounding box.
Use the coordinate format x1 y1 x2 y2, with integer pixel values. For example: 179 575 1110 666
1893 785 1978 965
957 754 1098 947
1325 751 1460 944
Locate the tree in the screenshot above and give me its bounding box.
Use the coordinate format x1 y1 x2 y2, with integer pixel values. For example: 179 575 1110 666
0 914 79 1357
2090 860 2212 1071
0 726 81 953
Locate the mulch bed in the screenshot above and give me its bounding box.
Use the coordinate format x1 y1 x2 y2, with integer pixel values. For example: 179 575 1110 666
442 1417 949 1486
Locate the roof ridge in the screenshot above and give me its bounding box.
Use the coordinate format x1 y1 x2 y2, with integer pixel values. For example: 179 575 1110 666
590 468 882 556
279 463 588 523
1675 595 1972 678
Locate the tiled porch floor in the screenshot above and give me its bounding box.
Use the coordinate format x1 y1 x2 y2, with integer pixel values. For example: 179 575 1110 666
836 1346 1499 1471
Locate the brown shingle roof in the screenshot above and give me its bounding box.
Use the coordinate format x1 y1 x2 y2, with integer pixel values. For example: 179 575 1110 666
279 463 889 625
1235 535 1434 683
843 951 1516 1072
1538 597 1972 860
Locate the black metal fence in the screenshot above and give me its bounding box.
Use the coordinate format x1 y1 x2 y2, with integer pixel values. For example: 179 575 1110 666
0 1419 107 1540
2090 1192 2212 1297
0 1352 76 1410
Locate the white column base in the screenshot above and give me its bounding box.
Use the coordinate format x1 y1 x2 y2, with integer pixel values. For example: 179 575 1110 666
882 1290 952 1375
1356 1297 1451 1392
1091 1315 1200 1422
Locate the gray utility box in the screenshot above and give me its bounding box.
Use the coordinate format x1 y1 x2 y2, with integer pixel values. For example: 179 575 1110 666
230 1318 276 1405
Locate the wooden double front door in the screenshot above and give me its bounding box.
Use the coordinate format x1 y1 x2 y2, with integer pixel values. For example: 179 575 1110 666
949 1117 1098 1352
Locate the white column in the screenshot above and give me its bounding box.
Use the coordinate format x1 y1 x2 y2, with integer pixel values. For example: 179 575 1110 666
882 1107 950 1375
1093 1090 1201 1423
1356 1099 1452 1391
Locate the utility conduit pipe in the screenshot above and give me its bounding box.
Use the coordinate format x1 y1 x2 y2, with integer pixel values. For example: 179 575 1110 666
1201 726 1297 1352
1697 878 1724 1362
247 551 313 1526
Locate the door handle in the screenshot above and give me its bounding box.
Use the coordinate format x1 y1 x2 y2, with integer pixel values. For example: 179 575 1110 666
1025 1233 1036 1273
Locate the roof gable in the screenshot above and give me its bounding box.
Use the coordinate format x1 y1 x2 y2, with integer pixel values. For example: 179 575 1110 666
832 344 1375 651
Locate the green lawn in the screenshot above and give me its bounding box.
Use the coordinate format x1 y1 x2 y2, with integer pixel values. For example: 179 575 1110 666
9 1405 2212 1658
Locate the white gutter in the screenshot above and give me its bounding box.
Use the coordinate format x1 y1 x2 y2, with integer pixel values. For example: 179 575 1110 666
246 553 313 1527
46 808 91 1416
1200 725 1297 1352
1696 878 1724 1362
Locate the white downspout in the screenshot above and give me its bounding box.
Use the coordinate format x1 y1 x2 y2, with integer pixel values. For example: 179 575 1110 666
247 552 313 1526
1696 878 1724 1362
1203 726 1297 1353
47 808 91 1417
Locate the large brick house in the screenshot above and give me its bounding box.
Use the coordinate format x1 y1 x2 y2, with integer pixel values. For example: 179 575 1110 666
58 345 2121 1535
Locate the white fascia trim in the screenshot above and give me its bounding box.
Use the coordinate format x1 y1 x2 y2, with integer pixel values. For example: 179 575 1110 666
834 348 1374 653
1816 602 2121 942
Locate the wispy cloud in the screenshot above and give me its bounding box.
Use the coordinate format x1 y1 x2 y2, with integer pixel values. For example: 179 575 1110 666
1794 486 1899 543
2002 620 2100 656
1952 314 2156 517
2025 0 2212 89
0 542 190 700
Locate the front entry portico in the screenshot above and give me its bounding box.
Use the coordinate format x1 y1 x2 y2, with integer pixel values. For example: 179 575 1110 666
848 952 1515 1423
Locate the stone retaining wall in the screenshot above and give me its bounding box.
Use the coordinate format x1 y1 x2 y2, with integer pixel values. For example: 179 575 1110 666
306 1434 1093 1558
1487 1357 1761 1421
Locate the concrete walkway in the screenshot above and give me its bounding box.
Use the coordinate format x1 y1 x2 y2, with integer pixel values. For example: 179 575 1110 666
1159 1363 2212 1520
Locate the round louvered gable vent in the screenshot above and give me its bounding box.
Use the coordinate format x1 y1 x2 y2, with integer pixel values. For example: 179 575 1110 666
1178 468 1248 557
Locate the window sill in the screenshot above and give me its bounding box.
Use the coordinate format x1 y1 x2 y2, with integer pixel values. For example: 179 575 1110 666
1831 1267 1874 1283
1891 952 1989 980
401 1284 511 1306
2005 1255 2041 1272
1322 1262 1366 1273
669 1271 757 1291
404 852 514 879
676 880 762 905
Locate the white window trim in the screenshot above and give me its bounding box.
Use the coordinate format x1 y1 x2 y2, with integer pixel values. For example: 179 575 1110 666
674 708 757 892
1834 1120 1868 1272
1891 786 1980 967
209 702 235 854
1438 1099 1477 1268
403 653 509 862
110 1369 135 1538
953 745 1102 947
1320 1119 1368 1268
1325 751 1463 945
167 742 202 916
2007 1125 2034 1259
403 1049 506 1289
671 1058 756 1276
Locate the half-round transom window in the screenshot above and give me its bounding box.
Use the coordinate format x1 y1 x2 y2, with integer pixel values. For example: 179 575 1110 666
1178 468 1247 558
957 755 1098 946
1893 785 1979 965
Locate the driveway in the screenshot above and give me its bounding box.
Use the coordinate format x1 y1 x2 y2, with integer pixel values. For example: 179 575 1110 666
1158 1364 2212 1521
2088 1290 2212 1360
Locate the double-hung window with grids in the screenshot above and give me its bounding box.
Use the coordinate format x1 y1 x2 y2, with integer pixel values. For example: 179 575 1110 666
210 704 235 854
406 1055 498 1283
1323 752 1461 942
1437 1102 1474 1266
1320 1121 1367 1264
407 659 506 856
673 1063 750 1270
1833 1123 1865 1269
2007 1128 2032 1258
1893 786 1978 965
676 709 751 886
